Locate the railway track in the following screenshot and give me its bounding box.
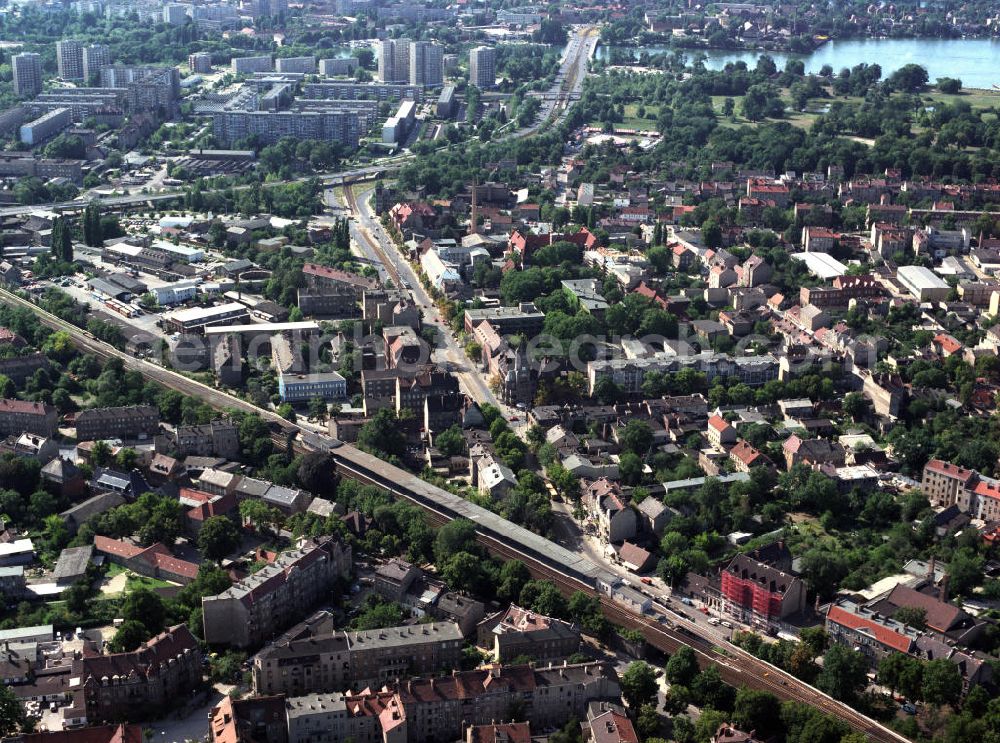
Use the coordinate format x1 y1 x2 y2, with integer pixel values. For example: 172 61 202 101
283 432 908 743
5 286 906 743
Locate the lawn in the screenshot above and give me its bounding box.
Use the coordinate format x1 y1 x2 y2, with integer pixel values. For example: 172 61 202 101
924 87 1000 111
125 574 173 591
587 103 660 131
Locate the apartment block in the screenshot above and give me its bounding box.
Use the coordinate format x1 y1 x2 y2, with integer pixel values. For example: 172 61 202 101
0 399 59 438
477 605 580 662
12 53 42 98
921 459 1000 522
302 82 423 102
20 107 72 146
202 537 352 648
74 405 159 442
189 52 213 74
281 661 618 743
72 625 201 723
173 418 240 459
252 622 464 695
99 66 180 117
275 56 316 74
469 46 495 89
56 40 85 80
318 57 358 76
213 110 364 147
720 553 806 631
409 41 443 87
376 38 410 83
232 55 274 74
82 45 111 80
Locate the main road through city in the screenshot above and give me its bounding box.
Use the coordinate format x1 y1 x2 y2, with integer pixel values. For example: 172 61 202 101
0 26 597 220
0 283 909 743
0 27 910 743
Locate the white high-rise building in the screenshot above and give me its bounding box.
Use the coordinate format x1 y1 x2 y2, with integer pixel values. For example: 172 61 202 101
469 46 496 89
82 45 111 81
56 40 84 80
163 3 189 24
376 38 411 83
409 41 443 87
12 53 42 98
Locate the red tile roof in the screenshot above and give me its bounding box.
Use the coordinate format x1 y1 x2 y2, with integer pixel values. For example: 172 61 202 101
708 414 731 433
0 398 52 416
924 459 976 482
933 334 963 355
826 605 914 653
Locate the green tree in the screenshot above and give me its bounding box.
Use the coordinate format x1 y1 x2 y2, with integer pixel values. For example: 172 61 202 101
109 619 150 652
121 587 165 634
518 579 567 618
893 606 927 630
635 704 661 739
732 687 782 738
619 419 653 456
433 518 478 564
921 658 962 707
434 425 466 457
50 216 73 263
209 651 247 683
948 548 984 596
357 408 407 459
497 559 531 603
441 551 484 593
0 683 25 736
815 644 867 702
691 665 735 711
878 652 923 701
197 516 242 562
665 645 699 687
620 661 658 709
663 684 690 715
240 499 283 535
82 202 103 247
296 451 338 497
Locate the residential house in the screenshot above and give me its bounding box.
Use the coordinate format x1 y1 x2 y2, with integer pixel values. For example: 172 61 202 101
476 604 580 663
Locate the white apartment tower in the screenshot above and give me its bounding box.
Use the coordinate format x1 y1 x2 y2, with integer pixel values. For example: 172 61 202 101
469 46 496 89
82 45 111 81
409 41 443 87
56 40 84 80
376 38 411 83
12 53 42 98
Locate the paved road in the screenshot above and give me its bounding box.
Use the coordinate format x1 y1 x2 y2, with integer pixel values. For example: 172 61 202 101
344 183 505 415
549 500 737 645
0 164 396 218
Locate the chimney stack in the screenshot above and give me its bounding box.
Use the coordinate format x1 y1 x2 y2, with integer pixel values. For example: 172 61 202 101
940 573 950 603
927 555 936 581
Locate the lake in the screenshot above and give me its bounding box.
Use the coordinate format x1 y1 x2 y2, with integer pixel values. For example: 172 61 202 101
596 38 1000 89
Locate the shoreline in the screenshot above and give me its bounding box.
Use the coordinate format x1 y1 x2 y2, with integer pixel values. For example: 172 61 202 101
599 33 1000 58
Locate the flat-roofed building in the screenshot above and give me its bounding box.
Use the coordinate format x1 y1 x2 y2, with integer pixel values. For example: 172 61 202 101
164 302 251 334
897 264 950 302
